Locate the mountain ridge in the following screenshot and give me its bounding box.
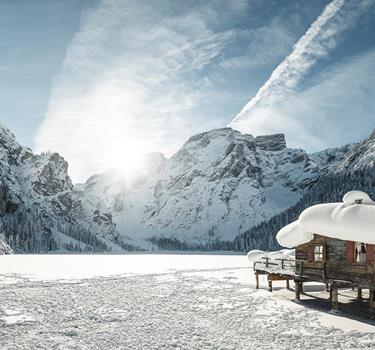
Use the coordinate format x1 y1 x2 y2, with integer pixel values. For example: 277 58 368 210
66 127 363 250
0 123 373 254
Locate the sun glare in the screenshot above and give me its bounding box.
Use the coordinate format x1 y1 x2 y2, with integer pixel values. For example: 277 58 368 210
106 139 148 181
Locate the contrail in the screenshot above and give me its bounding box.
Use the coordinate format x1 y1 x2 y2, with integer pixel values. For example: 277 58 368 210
230 0 373 129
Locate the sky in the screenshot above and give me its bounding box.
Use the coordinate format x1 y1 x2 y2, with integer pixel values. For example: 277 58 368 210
1 0 375 182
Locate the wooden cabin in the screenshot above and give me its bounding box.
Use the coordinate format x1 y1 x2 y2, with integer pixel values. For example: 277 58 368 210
252 191 375 313
294 234 375 311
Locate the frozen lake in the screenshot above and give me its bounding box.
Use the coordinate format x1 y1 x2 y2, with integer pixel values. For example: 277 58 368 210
1 254 375 349
0 253 249 281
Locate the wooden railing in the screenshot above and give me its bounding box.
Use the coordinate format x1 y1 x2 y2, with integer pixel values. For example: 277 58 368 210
253 257 296 272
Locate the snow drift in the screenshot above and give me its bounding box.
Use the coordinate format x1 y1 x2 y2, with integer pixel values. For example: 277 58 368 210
247 248 295 262
277 221 314 248
276 191 375 248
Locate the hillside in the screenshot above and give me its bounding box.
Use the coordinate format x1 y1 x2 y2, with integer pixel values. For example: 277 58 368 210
234 130 375 252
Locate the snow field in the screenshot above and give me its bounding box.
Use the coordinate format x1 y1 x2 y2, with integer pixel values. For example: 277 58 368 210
1 255 375 349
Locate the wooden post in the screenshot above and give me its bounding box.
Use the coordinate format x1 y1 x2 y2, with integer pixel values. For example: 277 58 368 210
331 286 339 311
298 261 303 276
325 283 329 292
255 272 259 289
268 279 272 292
295 280 301 300
369 289 375 310
286 279 290 290
357 287 362 301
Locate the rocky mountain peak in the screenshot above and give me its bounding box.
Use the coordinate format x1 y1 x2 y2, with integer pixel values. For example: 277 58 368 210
0 122 128 254
255 133 286 151
88 127 325 248
184 128 286 153
28 152 73 195
1 121 372 253
0 125 32 167
367 128 375 141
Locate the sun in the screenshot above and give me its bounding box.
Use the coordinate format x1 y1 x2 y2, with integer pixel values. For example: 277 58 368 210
105 138 148 181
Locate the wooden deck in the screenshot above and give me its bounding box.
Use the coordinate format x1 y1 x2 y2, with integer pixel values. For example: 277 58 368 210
253 257 375 313
253 257 295 292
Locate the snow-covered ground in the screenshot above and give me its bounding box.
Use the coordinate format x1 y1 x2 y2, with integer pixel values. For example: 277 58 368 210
1 254 375 349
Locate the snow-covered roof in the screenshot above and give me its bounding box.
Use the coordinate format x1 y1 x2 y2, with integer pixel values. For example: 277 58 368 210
276 191 375 248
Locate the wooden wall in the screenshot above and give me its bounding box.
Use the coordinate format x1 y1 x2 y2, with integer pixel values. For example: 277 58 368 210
295 234 375 287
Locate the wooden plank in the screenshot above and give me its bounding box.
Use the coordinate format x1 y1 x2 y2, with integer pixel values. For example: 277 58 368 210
326 237 346 261
346 241 354 263
307 246 314 262
367 244 374 265
331 286 339 311
268 274 291 281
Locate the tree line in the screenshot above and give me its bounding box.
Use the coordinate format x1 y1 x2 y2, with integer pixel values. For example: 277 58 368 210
234 166 375 252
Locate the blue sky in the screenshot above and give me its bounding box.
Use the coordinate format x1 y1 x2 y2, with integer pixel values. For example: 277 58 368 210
0 0 92 146
1 0 375 181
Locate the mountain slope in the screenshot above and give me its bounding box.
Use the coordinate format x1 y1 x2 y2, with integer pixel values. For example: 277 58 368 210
81 128 332 248
1 122 372 253
234 129 375 252
0 124 131 253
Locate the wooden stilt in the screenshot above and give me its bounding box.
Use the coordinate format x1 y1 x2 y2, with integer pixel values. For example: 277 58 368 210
295 280 301 300
255 272 259 289
325 283 329 292
331 286 339 311
357 287 362 300
268 279 273 292
369 289 375 310
286 279 290 290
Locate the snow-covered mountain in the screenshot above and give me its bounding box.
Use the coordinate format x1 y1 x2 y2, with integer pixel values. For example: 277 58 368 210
235 130 375 252
1 122 374 253
77 128 339 249
332 129 375 172
0 124 131 253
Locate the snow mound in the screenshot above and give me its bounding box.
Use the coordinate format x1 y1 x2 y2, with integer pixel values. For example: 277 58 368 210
268 250 285 260
277 221 314 248
247 248 295 262
343 190 374 205
276 191 375 248
281 249 295 260
247 250 268 262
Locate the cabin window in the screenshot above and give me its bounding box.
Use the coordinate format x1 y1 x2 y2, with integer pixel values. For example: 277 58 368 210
314 245 324 262
355 242 366 263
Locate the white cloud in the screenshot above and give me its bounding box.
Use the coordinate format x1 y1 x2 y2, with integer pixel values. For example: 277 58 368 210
35 0 236 182
219 19 296 71
232 49 375 151
229 0 375 140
